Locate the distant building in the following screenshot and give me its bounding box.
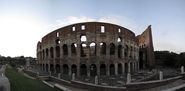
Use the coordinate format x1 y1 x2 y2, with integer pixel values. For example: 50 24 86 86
36 22 155 77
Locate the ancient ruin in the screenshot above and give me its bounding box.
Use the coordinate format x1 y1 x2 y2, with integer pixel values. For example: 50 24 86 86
36 22 155 77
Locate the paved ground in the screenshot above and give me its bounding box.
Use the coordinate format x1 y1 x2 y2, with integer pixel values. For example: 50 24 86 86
47 81 90 91
142 79 185 91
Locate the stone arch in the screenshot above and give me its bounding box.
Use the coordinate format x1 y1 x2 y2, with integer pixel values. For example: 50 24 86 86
118 63 122 75
80 35 87 42
50 64 54 73
110 43 115 55
110 64 115 75
56 46 60 57
71 64 77 75
124 45 128 58
118 45 123 58
130 46 133 58
63 64 69 74
125 63 128 73
71 43 77 55
100 42 106 55
90 42 96 56
50 47 54 58
56 64 60 73
42 50 45 59
100 64 106 76
80 43 87 57
90 64 97 76
80 64 87 76
46 48 48 58
63 44 68 55
117 36 122 42
42 64 45 71
46 64 48 72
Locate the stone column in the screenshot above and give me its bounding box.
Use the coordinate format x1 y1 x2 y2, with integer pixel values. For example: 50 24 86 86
68 44 71 57
69 66 71 76
53 46 56 74
122 46 125 58
159 71 163 80
77 64 80 77
95 75 98 85
122 62 125 74
72 73 75 81
126 73 131 84
181 66 184 74
58 73 61 79
115 63 118 75
97 64 100 76
115 44 118 59
107 64 110 76
128 62 131 73
60 46 63 58
87 67 90 77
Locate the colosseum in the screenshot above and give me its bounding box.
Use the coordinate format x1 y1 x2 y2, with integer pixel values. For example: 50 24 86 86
36 22 155 77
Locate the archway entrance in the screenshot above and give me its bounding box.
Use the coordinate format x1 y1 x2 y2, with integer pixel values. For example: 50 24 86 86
100 64 106 76
80 64 87 76
90 64 97 76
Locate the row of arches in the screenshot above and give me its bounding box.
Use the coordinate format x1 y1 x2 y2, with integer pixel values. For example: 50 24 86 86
37 42 139 60
39 62 139 76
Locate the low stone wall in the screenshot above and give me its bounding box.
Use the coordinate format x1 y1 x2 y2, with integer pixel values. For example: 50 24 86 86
49 76 126 91
126 76 182 91
0 65 10 91
23 70 38 78
49 75 182 91
23 70 183 91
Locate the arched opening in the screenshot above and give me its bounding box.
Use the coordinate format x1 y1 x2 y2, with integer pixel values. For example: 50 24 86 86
110 64 115 75
80 35 87 42
63 64 69 75
50 64 54 73
50 47 54 58
130 46 133 58
42 64 45 71
110 43 115 55
100 42 106 55
139 51 145 69
42 50 45 59
118 63 122 75
71 64 77 75
71 43 77 55
90 42 96 56
118 45 122 58
80 43 87 57
124 45 128 58
130 62 133 73
56 64 60 73
117 37 122 42
125 63 128 73
100 64 106 76
56 46 60 57
55 39 60 44
46 48 48 58
46 64 48 72
90 64 97 76
63 44 68 55
80 64 87 76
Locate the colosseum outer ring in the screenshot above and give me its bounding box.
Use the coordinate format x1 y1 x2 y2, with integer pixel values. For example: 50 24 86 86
36 22 154 77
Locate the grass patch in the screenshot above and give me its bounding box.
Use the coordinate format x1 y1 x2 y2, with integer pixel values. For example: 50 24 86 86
5 66 61 91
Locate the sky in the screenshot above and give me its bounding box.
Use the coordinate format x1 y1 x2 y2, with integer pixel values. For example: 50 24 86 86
0 0 185 57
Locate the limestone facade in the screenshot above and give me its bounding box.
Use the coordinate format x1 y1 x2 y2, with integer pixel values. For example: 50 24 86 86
36 22 154 77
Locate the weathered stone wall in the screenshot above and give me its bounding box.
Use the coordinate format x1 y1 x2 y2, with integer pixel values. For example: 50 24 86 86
36 22 154 77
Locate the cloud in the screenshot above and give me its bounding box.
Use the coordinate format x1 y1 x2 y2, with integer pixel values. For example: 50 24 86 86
48 15 140 34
